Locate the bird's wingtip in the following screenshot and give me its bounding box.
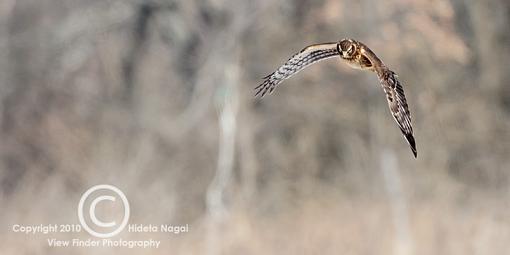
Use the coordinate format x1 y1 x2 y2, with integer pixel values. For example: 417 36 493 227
405 133 417 158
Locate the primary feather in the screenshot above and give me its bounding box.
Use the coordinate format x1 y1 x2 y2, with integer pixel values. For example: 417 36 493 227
255 43 339 97
378 69 417 157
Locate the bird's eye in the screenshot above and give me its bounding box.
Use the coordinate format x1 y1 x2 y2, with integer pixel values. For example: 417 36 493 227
348 45 356 55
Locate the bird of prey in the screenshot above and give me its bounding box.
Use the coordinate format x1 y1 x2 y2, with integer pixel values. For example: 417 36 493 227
255 38 417 157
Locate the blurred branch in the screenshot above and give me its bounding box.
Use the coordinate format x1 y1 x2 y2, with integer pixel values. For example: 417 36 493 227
205 62 240 255
206 64 239 218
152 0 268 140
380 149 414 255
122 2 155 103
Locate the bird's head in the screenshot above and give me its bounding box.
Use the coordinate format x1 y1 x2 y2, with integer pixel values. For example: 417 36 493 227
338 39 357 59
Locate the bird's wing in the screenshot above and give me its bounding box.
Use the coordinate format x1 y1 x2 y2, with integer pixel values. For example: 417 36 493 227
378 69 417 157
255 42 339 97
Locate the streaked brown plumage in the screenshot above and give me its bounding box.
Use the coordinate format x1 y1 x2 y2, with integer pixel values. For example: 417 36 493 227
255 38 417 157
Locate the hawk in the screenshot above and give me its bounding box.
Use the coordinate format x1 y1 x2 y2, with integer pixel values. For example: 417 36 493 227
255 39 417 157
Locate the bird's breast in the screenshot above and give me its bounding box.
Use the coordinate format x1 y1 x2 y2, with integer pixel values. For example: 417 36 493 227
341 55 375 71
343 59 364 70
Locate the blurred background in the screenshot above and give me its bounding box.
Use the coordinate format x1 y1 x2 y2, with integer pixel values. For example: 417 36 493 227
1 0 510 254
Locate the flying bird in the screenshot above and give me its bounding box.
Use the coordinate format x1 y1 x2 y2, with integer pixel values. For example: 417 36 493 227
255 38 417 157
